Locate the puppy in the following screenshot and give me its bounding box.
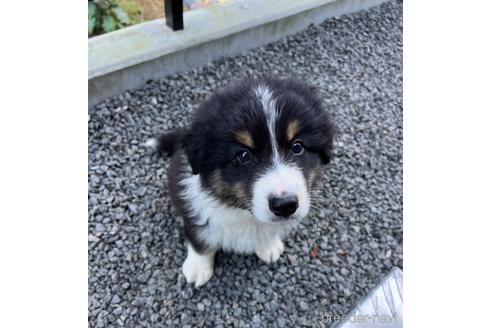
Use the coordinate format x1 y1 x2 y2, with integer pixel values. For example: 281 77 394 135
148 76 334 287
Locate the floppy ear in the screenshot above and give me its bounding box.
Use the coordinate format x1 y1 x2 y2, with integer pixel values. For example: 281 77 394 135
182 129 207 175
319 114 335 164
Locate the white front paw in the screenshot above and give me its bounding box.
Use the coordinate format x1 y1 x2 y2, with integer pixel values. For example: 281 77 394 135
255 238 285 264
182 245 215 287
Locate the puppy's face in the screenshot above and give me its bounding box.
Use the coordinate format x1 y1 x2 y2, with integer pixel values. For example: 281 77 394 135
184 77 334 224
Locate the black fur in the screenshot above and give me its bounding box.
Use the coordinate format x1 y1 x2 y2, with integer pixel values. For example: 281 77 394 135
152 76 335 254
168 150 211 252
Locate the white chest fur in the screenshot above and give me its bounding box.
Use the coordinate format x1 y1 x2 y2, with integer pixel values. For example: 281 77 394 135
179 174 294 253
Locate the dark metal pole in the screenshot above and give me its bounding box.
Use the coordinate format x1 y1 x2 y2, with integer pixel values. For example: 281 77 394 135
164 0 184 31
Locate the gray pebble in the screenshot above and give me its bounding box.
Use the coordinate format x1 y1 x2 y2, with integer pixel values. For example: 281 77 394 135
298 300 309 311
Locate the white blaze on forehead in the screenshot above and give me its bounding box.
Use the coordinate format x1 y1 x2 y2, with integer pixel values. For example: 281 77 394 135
253 84 310 223
255 84 281 165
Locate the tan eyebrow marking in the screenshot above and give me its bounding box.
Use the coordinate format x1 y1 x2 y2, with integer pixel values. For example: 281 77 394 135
286 120 301 141
235 130 254 148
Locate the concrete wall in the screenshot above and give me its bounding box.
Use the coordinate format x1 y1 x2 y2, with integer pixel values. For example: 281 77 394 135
89 0 386 107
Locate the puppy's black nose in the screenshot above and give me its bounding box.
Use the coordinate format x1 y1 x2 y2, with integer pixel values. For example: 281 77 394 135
269 194 299 218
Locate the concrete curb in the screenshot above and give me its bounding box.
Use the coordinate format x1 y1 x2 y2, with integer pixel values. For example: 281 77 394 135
88 0 387 107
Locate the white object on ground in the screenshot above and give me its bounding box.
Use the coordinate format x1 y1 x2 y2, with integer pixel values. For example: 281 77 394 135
336 267 403 328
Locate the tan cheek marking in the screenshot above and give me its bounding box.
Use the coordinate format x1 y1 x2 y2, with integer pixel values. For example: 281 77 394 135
233 182 247 200
287 120 300 142
211 170 247 203
235 131 254 148
308 172 316 188
210 170 225 194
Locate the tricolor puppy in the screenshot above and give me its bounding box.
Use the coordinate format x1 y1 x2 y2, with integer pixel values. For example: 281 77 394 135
148 77 334 287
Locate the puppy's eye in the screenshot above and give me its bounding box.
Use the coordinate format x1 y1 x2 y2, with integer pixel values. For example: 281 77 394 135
291 141 304 155
234 149 252 165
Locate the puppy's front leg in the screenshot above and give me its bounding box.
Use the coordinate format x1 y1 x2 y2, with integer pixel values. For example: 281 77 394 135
255 235 285 264
182 244 215 287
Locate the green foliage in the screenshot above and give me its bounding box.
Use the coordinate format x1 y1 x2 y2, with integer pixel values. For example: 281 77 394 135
88 0 133 37
118 0 143 25
112 7 130 24
102 14 118 33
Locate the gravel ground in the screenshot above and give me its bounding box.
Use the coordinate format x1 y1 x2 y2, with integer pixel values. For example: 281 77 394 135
88 1 402 327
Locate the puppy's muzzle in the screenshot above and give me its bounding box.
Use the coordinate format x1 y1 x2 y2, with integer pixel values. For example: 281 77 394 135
268 193 299 218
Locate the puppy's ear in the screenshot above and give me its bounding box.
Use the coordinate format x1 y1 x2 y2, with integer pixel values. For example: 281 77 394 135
319 115 335 164
183 129 206 175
